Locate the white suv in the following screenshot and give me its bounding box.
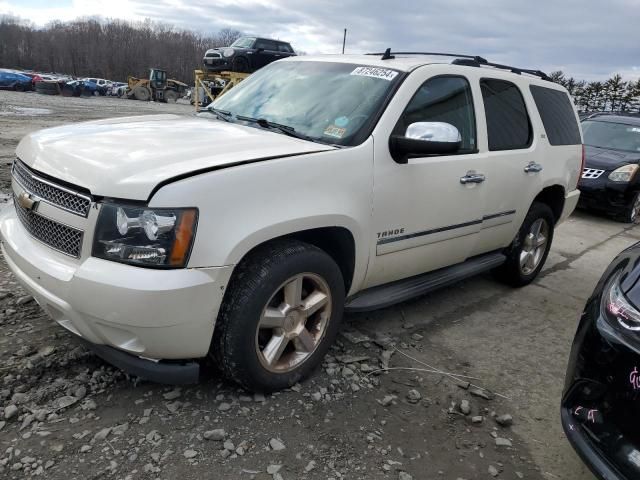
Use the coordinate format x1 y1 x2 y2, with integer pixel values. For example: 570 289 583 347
0 52 582 391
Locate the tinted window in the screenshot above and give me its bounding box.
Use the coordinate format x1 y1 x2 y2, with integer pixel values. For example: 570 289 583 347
530 85 581 145
255 39 278 50
278 43 293 53
395 76 477 154
582 120 640 153
481 79 531 150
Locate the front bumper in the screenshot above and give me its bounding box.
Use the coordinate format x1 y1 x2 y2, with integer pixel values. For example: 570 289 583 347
562 295 640 480
202 56 230 71
0 202 233 366
578 173 638 214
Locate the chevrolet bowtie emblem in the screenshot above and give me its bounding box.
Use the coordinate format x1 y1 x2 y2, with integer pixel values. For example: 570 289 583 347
17 192 38 211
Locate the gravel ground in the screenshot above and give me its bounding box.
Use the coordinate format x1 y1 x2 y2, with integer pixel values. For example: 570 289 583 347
0 90 634 479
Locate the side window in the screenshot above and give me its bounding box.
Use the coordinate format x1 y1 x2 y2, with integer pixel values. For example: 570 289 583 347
256 40 277 51
278 43 293 53
530 85 581 145
480 79 532 151
394 76 477 154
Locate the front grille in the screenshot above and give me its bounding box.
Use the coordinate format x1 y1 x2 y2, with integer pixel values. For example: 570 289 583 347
12 160 91 217
582 168 605 179
14 197 83 258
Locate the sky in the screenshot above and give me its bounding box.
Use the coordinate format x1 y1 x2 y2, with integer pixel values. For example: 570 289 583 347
1 0 639 81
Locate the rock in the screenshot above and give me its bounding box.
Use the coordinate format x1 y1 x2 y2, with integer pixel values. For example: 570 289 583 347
79 445 91 453
340 329 371 344
38 346 55 357
52 395 78 411
267 464 282 474
471 416 484 424
406 389 421 404
166 401 182 413
74 386 87 400
410 333 423 341
341 367 355 377
163 389 181 401
112 423 129 435
93 427 112 442
183 449 198 459
223 440 235 451
253 393 266 402
311 392 322 401
16 295 33 305
4 404 18 420
495 437 512 447
459 399 471 415
204 429 226 441
515 472 524 479
81 399 97 411
469 387 493 400
304 460 316 472
398 472 413 480
335 355 370 364
495 414 513 427
380 349 395 369
269 438 286 451
351 383 360 392
146 430 162 444
218 402 232 412
380 395 396 407
488 465 499 477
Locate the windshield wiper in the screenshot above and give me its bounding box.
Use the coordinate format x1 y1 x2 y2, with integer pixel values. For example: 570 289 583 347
235 115 315 142
206 107 232 122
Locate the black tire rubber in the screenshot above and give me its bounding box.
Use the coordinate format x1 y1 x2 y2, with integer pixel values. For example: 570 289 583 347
133 86 151 101
164 89 178 103
211 239 345 392
14 83 24 92
618 192 640 224
494 202 555 287
232 57 250 73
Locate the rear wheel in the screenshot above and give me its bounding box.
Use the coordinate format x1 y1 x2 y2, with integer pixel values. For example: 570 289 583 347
133 86 151 101
165 89 178 103
211 240 345 392
494 202 555 287
14 83 24 92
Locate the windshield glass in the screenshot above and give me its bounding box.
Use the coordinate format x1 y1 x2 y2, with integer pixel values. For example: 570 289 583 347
582 120 640 153
210 61 401 145
231 37 255 48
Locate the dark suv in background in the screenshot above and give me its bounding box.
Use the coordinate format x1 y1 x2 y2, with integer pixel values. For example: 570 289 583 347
578 113 640 223
202 36 296 73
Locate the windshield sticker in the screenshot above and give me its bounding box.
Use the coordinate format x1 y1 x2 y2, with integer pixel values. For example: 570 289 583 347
334 116 349 128
324 125 346 138
629 127 640 133
350 66 398 81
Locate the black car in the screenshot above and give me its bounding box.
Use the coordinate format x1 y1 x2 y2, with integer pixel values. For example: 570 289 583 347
562 242 640 479
202 36 296 73
578 113 640 223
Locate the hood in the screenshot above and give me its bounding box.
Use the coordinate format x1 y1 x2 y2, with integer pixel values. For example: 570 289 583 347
584 145 640 171
16 114 334 201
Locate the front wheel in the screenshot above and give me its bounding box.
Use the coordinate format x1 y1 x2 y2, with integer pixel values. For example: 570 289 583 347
494 202 555 287
619 192 640 224
211 240 345 392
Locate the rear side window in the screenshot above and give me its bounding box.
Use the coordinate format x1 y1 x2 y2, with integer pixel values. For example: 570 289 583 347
480 79 532 151
530 85 581 145
395 75 477 154
256 39 278 50
278 43 293 53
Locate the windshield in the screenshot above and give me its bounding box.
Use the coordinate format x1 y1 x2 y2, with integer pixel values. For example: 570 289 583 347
582 120 640 153
231 37 255 48
210 61 402 146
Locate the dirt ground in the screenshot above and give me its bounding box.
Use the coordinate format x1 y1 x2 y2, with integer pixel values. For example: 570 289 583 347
0 90 636 479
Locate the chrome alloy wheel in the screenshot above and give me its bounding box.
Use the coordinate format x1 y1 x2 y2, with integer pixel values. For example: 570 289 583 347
255 273 332 373
519 218 549 275
631 194 640 223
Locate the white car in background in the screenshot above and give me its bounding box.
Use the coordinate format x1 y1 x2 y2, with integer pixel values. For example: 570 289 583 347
0 52 582 391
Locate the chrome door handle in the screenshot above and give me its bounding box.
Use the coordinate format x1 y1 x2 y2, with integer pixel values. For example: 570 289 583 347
524 162 543 173
460 172 486 184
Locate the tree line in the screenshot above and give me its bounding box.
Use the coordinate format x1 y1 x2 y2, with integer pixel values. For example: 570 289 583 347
0 16 242 84
549 71 640 113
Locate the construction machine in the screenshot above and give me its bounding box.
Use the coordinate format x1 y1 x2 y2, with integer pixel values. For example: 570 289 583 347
192 69 249 110
126 68 188 102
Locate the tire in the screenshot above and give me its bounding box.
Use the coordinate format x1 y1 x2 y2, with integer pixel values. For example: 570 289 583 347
164 89 178 103
14 83 24 92
619 192 640 224
133 86 151 101
232 57 250 73
211 240 345 392
494 202 555 287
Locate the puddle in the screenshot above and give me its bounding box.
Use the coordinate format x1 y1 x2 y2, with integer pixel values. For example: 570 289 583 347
0 106 53 116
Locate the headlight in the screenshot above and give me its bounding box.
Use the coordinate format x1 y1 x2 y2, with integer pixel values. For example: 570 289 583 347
93 204 198 268
608 164 639 182
223 48 235 57
605 275 640 331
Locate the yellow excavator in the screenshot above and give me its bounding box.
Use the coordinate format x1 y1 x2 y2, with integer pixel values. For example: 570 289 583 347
125 68 188 103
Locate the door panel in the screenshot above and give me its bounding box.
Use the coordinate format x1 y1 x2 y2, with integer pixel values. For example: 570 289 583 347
364 74 486 289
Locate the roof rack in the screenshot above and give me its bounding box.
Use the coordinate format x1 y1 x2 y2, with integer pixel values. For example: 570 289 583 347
367 49 550 81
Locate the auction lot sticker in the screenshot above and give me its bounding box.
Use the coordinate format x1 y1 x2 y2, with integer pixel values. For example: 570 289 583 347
351 66 398 81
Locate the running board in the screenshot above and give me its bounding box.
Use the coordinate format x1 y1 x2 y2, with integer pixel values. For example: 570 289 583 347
344 251 506 313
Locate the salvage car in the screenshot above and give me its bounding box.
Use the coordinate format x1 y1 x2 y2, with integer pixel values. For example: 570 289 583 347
0 70 33 91
202 36 296 73
562 242 640 480
0 52 582 391
578 113 640 222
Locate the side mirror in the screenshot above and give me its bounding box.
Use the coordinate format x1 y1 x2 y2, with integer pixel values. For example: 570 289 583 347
255 47 265 52
389 122 462 164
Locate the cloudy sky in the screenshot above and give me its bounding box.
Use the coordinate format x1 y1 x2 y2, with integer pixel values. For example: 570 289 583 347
1 0 639 80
